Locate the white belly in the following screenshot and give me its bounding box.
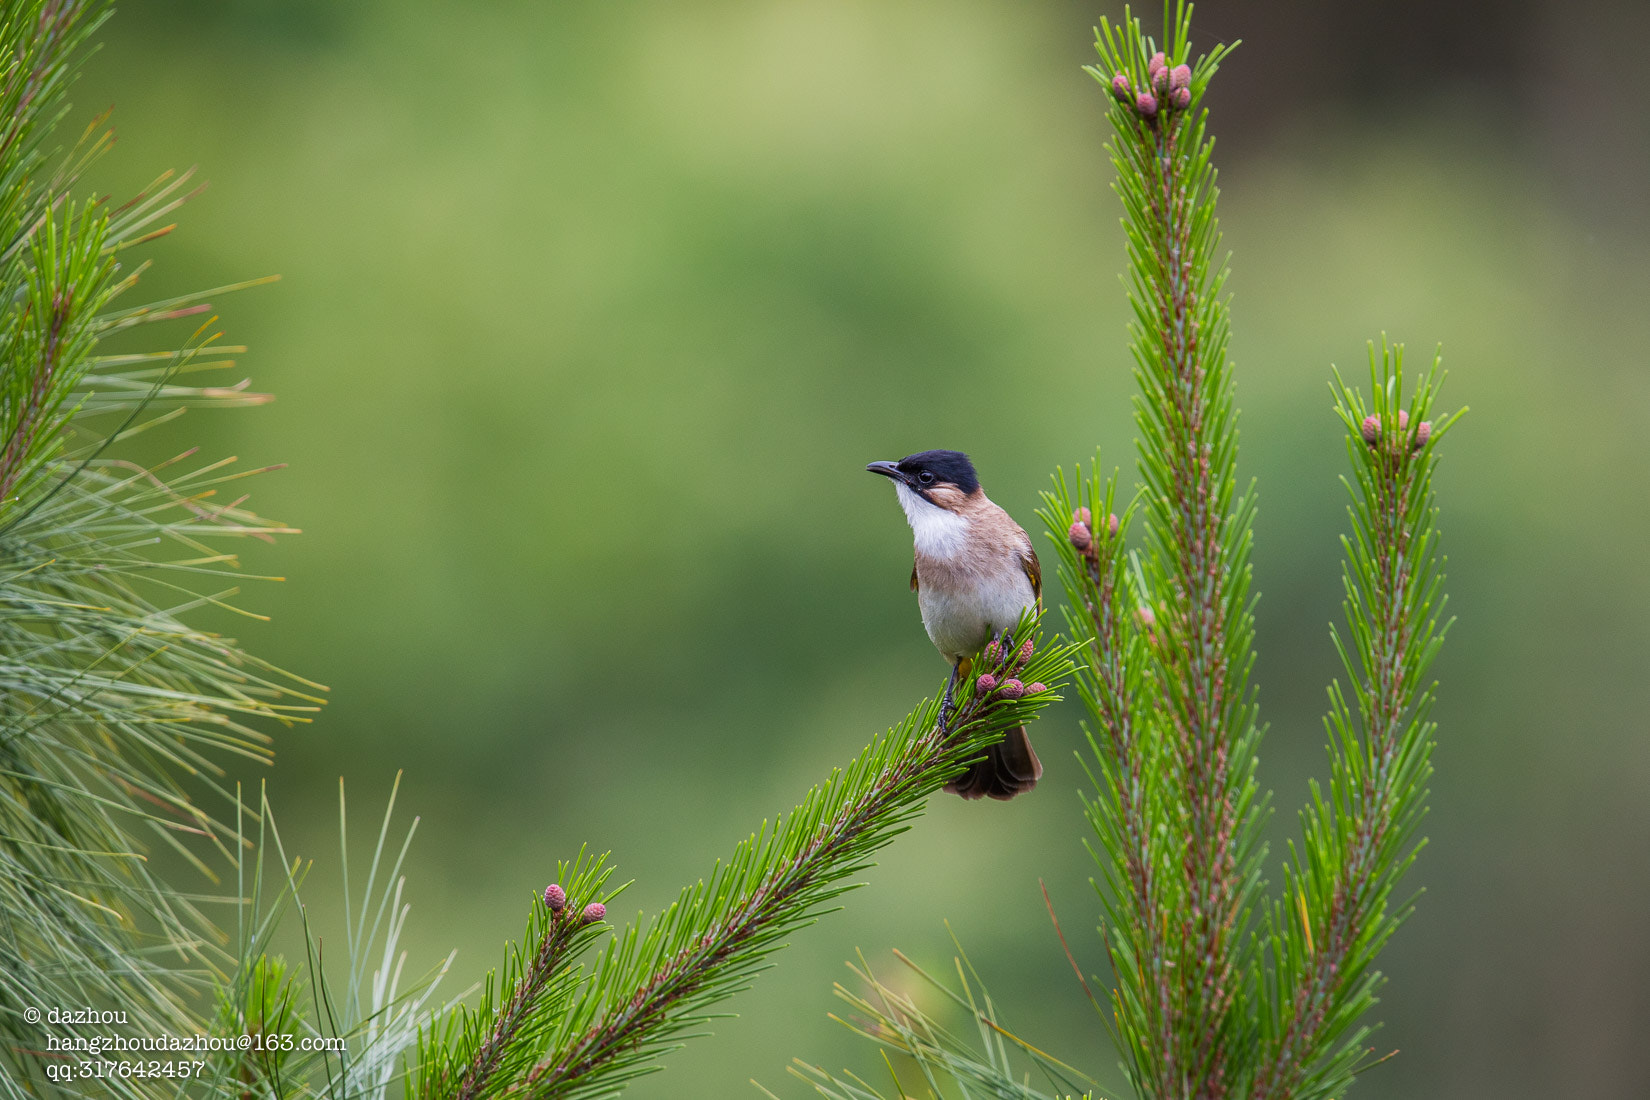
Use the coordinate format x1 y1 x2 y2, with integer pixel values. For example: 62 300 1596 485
917 564 1036 662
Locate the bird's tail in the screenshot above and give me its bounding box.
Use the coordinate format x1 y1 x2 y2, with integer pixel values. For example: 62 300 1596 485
947 724 1042 801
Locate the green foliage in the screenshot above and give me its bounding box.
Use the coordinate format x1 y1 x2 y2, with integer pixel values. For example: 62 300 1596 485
786 5 1459 1100
115 776 455 1100
208 778 454 1100
212 952 305 1094
414 622 1074 1100
417 851 618 1100
1078 6 1264 1094
1250 346 1459 1100
0 2 318 1093
775 935 1094 1100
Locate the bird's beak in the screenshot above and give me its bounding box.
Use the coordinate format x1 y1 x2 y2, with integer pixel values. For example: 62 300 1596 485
866 460 905 483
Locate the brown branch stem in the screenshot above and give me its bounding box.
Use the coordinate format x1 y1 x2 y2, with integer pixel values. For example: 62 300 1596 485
435 910 587 1100
1141 107 1240 1100
0 292 72 507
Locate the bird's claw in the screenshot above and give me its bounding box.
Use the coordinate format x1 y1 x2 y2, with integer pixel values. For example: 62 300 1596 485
938 666 959 735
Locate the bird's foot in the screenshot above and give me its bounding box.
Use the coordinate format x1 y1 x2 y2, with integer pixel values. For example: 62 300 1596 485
938 666 959 735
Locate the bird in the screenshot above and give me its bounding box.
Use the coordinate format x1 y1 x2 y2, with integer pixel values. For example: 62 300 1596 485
866 449 1043 800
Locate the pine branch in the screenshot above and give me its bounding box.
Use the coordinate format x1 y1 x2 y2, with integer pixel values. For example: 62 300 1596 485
418 854 617 1100
417 623 1073 1100
0 1 109 187
454 909 590 1100
1253 344 1461 1100
0 266 67 504
0 200 113 512
527 629 1069 1100
1041 465 1174 1092
1087 7 1258 1097
0 5 321 1093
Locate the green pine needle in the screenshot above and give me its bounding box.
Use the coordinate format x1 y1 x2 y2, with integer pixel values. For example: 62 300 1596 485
0 3 321 1093
416 620 1076 1100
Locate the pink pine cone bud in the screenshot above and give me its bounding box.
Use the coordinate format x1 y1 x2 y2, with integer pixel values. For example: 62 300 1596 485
1137 606 1155 627
975 673 998 695
1016 638 1035 668
1170 63 1191 90
1169 87 1191 110
1147 51 1167 76
1068 521 1092 552
1413 420 1432 450
581 902 606 924
1073 506 1092 527
1108 512 1120 537
544 883 566 912
1026 682 1047 694
1136 92 1158 117
1397 409 1410 431
1110 73 1131 101
1360 415 1381 446
997 678 1025 699
983 639 1002 665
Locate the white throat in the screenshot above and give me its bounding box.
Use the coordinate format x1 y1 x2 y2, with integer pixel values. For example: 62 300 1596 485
894 481 969 560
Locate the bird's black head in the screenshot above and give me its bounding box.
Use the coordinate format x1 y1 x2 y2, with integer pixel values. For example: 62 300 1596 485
865 449 980 496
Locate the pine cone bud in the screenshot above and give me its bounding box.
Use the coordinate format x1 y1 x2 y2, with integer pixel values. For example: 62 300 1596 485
1137 606 1155 628
1397 409 1410 431
1015 638 1035 671
1110 73 1132 102
1169 87 1191 110
1073 506 1092 527
1413 420 1432 451
1136 92 1158 117
1360 414 1381 446
1170 63 1192 91
1108 512 1120 537
976 673 998 695
1026 682 1047 694
1068 521 1092 552
544 883 566 912
1147 51 1167 77
983 639 1003 666
581 902 606 924
997 678 1025 699
1151 65 1170 94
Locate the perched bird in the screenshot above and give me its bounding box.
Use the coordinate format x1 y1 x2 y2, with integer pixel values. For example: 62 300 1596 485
866 449 1043 800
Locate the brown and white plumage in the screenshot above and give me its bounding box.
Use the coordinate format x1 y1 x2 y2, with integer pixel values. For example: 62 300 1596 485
867 450 1043 801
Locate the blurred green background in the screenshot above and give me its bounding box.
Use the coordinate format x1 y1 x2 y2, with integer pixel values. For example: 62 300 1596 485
76 1 1650 1097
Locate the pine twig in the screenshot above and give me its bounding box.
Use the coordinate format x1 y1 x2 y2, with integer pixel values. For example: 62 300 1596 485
458 624 1073 1100
1253 344 1460 1100
1087 6 1256 1097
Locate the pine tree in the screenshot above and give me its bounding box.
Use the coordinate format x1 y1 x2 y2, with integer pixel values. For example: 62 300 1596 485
0 3 320 1094
782 6 1460 1099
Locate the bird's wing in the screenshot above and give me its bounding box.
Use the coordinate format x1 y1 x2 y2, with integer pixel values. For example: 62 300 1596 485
911 558 919 592
1019 533 1041 601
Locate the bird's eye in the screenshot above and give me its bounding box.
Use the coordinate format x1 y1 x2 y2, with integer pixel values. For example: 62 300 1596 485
917 470 935 486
